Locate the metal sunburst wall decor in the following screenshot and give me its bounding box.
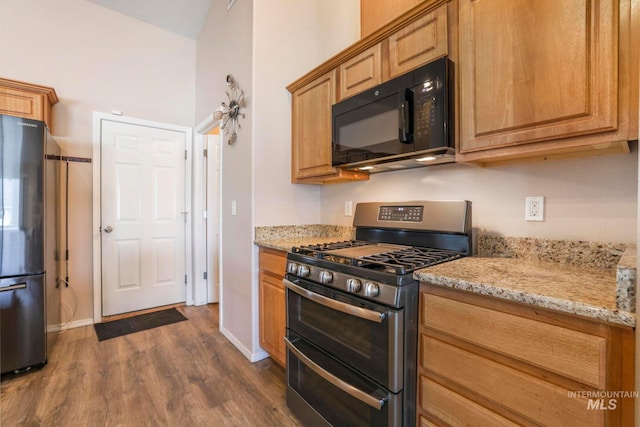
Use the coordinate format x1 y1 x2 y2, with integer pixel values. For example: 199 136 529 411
214 74 246 144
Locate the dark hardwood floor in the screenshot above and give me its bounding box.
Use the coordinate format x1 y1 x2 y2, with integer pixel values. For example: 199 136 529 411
1 304 303 426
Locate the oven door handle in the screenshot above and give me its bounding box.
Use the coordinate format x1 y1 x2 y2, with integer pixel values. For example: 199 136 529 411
284 337 386 410
283 279 386 323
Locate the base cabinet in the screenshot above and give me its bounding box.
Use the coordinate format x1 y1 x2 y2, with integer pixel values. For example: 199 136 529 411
418 284 635 426
258 247 287 366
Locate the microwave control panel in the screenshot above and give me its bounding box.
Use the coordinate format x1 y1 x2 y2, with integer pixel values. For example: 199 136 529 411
414 79 439 140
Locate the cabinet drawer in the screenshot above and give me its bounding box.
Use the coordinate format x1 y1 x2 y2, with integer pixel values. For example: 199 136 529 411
421 335 603 427
419 376 518 427
387 4 448 78
338 44 383 101
421 292 606 388
259 247 287 277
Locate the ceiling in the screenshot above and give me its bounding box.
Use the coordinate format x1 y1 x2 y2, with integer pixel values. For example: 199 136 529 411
87 0 214 39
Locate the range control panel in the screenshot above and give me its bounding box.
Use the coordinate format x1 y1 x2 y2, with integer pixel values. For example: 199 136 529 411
378 206 424 222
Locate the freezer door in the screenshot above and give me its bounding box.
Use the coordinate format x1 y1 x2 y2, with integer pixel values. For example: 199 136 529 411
0 115 45 277
0 274 46 374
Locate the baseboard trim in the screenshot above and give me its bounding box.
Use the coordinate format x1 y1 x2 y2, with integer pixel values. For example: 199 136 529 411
47 317 94 333
219 325 270 363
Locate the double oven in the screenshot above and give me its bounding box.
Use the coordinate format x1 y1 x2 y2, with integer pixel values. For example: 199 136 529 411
284 201 472 427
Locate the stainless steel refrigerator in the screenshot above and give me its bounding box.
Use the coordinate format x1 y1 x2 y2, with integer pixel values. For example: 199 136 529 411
1 114 60 375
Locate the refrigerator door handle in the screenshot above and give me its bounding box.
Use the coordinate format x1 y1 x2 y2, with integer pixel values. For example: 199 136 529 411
0 283 28 293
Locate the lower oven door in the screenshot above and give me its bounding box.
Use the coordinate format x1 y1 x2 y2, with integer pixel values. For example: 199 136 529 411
284 276 403 392
286 332 401 427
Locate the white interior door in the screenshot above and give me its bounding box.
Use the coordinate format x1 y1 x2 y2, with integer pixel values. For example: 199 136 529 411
100 119 187 316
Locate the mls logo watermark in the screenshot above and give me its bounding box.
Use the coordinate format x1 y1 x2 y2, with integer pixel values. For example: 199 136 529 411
567 390 638 410
586 398 617 410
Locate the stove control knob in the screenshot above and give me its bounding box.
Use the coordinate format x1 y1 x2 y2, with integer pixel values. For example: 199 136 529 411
297 265 310 277
364 282 380 298
287 262 299 274
319 271 333 284
346 278 362 293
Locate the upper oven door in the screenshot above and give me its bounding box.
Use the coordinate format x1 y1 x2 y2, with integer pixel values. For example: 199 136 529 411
332 73 414 167
284 276 404 393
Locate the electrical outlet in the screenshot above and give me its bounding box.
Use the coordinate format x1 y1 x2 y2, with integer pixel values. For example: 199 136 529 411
345 201 353 217
525 196 544 221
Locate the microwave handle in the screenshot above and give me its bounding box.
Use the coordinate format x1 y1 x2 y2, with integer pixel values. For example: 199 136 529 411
399 90 412 144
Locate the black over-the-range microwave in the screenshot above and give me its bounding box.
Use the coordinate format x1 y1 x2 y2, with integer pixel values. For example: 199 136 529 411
332 57 454 173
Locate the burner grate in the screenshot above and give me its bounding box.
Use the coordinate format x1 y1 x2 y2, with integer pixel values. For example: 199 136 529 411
359 247 462 274
292 241 462 275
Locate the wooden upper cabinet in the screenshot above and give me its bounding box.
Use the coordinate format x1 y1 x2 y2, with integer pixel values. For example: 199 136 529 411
291 70 369 183
387 4 448 78
338 44 383 101
457 0 639 163
361 0 424 38
291 71 336 181
0 78 58 132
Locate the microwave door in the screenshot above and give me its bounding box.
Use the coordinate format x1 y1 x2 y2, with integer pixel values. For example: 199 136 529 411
332 93 415 166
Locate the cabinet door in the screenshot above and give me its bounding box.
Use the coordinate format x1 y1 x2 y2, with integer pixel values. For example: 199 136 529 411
0 78 58 132
458 0 617 154
338 44 383 101
0 87 45 122
259 272 286 366
387 5 448 79
291 70 337 180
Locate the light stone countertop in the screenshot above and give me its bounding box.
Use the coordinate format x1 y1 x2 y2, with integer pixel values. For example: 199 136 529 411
415 241 636 328
255 228 636 327
254 225 354 253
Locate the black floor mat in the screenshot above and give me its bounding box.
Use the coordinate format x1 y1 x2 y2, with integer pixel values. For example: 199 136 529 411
94 308 187 341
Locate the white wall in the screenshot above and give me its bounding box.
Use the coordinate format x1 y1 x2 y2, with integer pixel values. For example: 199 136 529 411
321 151 638 244
0 0 196 323
195 0 359 360
196 0 256 357
252 0 360 226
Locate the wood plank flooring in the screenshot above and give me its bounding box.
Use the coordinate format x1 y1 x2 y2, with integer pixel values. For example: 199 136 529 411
1 304 303 427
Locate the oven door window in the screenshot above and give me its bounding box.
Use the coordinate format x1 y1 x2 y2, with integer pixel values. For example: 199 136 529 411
287 333 401 427
286 278 403 391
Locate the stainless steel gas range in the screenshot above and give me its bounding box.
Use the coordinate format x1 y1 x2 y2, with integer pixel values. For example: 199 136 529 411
284 201 472 427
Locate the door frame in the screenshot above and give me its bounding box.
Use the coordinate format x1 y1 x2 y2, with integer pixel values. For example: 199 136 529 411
91 112 194 323
193 113 223 308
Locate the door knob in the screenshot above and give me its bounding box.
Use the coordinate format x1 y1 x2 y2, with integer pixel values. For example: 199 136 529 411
103 226 113 233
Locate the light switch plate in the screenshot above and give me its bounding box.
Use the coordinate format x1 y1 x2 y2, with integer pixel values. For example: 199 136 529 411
345 201 353 217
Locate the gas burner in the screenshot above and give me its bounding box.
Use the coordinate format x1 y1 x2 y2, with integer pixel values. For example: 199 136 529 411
292 241 463 275
360 247 462 274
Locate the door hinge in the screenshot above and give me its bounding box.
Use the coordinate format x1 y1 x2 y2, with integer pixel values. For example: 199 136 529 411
203 149 208 158
184 150 187 160
185 274 187 285
203 271 208 280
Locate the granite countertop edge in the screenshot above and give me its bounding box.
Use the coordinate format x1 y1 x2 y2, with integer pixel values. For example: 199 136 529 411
415 263 636 328
255 227 636 327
